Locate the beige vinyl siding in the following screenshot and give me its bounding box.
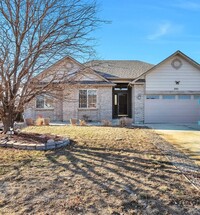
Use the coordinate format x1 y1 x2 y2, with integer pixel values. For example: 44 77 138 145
146 57 200 91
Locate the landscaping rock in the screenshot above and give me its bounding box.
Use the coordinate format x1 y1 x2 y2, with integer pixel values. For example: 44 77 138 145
26 144 37 150
36 145 45 150
0 133 70 151
46 143 56 150
6 141 15 147
47 139 54 144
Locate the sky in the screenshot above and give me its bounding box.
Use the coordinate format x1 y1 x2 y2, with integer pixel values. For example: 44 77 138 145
92 0 200 64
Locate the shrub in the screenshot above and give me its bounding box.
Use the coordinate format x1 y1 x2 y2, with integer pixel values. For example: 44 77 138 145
119 117 132 127
102 119 111 126
35 117 44 126
44 118 50 125
70 118 77 126
79 119 87 126
25 118 34 126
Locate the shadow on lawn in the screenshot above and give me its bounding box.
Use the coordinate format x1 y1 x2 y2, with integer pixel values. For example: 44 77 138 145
45 142 197 214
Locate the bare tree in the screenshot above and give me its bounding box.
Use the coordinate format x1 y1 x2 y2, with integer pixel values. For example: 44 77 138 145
0 0 103 132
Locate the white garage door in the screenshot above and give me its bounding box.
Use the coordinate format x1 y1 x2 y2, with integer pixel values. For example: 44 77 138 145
145 95 200 123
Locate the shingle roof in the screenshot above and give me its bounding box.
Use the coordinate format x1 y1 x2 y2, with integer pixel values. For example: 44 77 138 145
68 80 115 86
85 60 154 79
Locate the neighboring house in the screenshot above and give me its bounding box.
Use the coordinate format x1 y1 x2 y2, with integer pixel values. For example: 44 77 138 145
25 50 200 123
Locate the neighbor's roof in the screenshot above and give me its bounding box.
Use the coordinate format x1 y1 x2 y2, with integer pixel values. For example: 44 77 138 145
85 60 154 79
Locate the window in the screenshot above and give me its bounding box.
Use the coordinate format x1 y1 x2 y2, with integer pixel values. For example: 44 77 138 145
163 95 175 99
194 95 200 99
146 95 159 99
36 95 53 109
178 95 191 99
79 90 97 108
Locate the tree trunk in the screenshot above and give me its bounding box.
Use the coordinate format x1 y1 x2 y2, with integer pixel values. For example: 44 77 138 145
2 114 15 133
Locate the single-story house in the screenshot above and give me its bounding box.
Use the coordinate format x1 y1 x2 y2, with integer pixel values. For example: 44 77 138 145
25 50 200 123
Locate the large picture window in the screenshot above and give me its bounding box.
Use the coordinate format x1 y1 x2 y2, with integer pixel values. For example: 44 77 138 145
36 95 54 109
79 90 97 108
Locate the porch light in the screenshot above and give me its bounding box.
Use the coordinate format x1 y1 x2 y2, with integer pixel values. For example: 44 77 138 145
137 94 142 100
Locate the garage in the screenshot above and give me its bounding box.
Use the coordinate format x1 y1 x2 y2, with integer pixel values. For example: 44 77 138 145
145 95 200 123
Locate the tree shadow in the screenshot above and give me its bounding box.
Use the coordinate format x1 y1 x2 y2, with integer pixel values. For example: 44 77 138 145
44 142 198 214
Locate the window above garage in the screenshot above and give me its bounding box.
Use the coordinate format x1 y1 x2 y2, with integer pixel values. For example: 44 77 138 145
178 95 191 99
194 95 200 99
162 95 176 99
146 95 160 99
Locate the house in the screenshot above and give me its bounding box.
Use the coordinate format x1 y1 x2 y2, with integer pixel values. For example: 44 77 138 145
25 50 200 123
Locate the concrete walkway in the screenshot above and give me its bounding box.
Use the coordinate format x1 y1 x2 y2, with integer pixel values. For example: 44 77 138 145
146 123 200 166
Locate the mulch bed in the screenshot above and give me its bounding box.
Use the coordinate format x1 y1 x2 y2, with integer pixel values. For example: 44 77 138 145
0 132 63 145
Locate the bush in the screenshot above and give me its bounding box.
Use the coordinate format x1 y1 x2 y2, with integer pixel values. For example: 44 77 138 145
70 118 77 126
79 119 87 126
25 118 34 126
35 117 44 126
102 119 112 126
119 117 132 127
44 118 50 125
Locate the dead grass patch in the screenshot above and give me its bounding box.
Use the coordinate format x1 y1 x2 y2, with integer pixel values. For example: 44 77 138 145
0 126 199 214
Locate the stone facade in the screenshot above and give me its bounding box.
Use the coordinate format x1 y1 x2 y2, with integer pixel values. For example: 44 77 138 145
132 84 145 123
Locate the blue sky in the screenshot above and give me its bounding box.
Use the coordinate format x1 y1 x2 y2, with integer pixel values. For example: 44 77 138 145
93 0 200 64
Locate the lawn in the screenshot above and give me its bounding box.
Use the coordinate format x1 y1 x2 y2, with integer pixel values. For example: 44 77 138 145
0 126 200 214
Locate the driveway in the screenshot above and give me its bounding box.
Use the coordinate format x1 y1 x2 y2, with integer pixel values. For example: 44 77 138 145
146 123 200 166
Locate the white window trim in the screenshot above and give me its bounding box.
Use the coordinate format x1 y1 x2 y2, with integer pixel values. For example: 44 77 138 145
79 89 98 109
35 95 54 110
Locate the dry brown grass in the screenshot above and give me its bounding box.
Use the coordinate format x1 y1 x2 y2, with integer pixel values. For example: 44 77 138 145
0 126 199 214
156 131 200 166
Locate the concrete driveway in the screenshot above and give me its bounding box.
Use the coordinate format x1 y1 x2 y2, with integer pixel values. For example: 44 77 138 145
146 123 200 166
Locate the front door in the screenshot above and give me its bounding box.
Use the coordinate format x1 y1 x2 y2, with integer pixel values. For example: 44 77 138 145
118 93 128 115
113 84 131 118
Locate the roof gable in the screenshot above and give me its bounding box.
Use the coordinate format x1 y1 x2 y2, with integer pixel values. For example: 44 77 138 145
131 50 200 84
34 56 110 84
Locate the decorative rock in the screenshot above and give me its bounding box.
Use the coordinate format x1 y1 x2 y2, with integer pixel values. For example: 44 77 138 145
65 139 70 145
13 142 21 149
46 143 55 150
15 144 28 150
6 141 15 147
0 142 7 147
6 131 14 135
39 135 46 139
36 145 45 150
26 144 36 150
47 139 54 144
0 137 70 151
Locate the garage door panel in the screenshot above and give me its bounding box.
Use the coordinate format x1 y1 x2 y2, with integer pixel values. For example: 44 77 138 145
145 99 200 123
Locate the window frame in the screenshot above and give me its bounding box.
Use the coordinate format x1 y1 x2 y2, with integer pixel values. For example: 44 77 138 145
146 95 160 100
79 89 97 109
162 95 176 99
35 95 54 109
194 95 200 100
178 95 191 100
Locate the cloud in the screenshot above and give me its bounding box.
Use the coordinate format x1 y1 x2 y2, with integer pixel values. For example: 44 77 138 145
174 0 200 10
147 22 172 40
147 21 184 41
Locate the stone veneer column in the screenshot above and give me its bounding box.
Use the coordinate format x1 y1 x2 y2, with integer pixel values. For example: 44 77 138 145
133 84 145 123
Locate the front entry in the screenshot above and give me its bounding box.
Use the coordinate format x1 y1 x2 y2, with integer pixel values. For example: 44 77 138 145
113 84 131 118
118 93 128 115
